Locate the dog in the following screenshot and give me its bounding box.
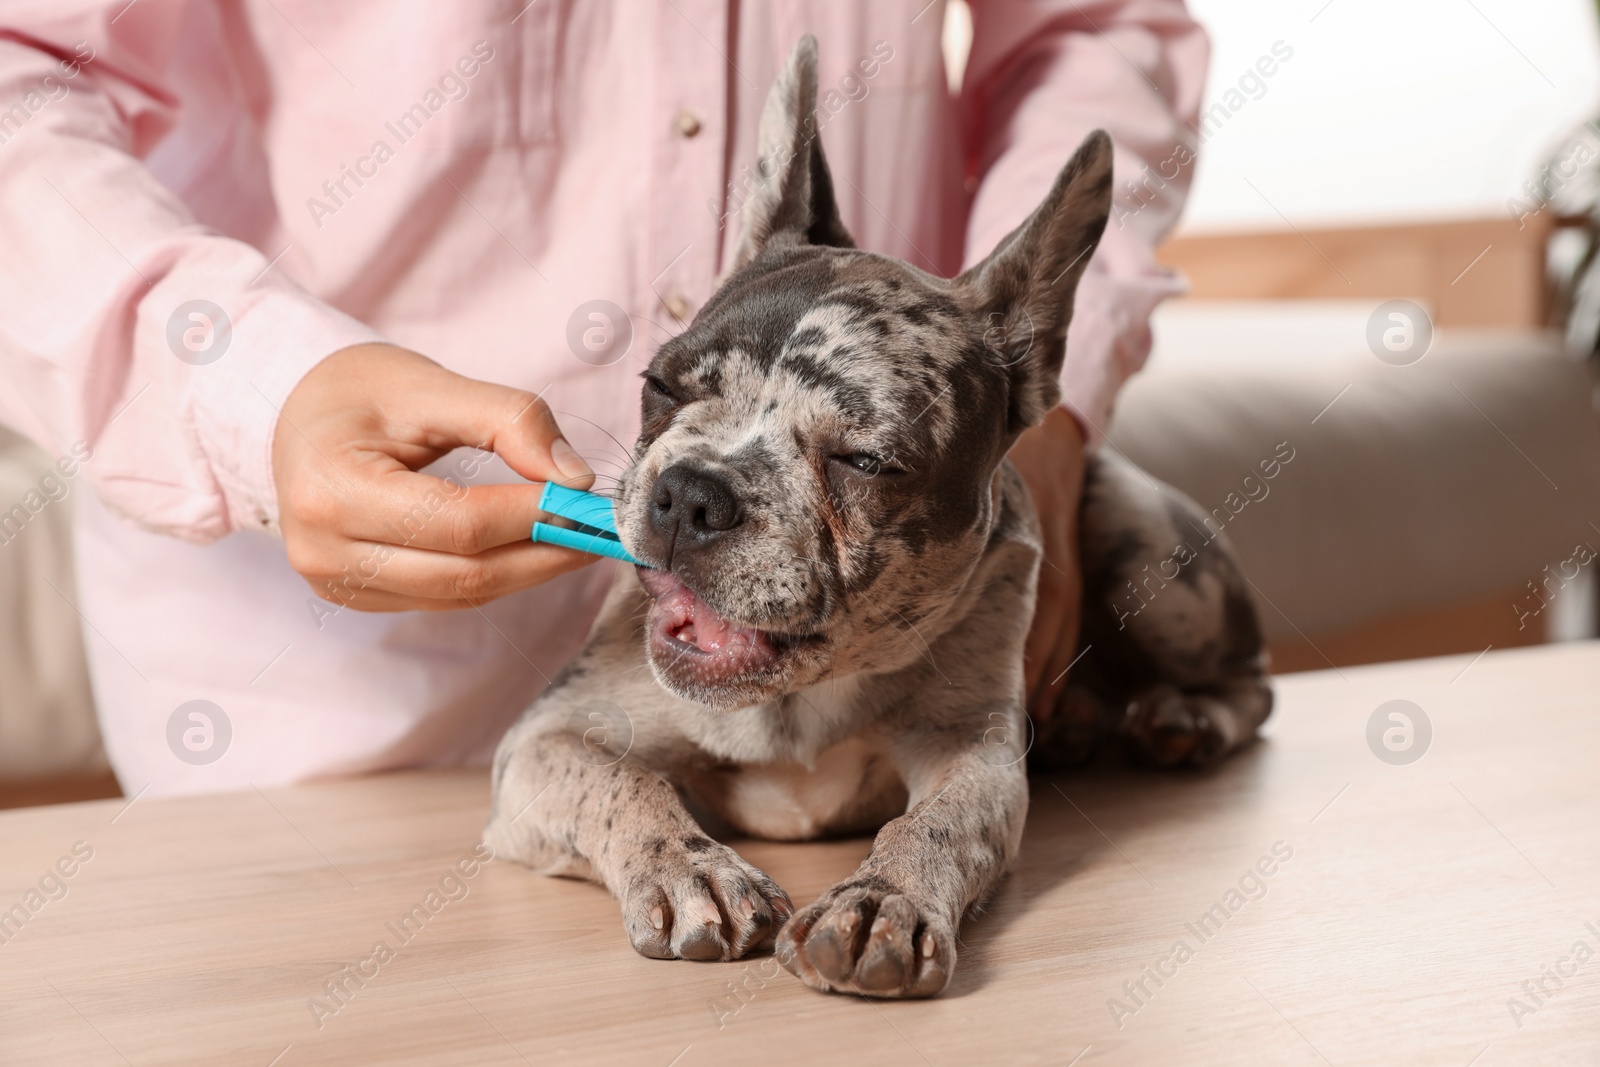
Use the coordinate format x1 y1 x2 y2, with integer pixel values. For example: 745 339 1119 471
485 37 1272 998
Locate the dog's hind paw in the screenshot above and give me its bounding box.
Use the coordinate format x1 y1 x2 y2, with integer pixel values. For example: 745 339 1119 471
620 838 793 962
776 880 955 997
1120 685 1244 768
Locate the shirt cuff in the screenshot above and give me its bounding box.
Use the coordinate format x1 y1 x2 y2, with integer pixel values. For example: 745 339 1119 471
1059 263 1185 447
187 287 386 536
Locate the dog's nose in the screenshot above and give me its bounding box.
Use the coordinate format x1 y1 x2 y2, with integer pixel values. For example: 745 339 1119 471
649 464 743 550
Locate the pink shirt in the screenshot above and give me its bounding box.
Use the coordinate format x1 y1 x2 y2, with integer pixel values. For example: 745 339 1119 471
0 1 1206 794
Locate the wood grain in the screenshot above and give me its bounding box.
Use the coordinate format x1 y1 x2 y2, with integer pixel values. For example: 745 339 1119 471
3 642 1597 1066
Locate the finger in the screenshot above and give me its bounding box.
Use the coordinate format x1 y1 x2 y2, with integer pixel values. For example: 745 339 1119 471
411 376 595 491
1023 533 1076 691
1033 598 1083 723
330 540 597 601
1023 581 1064 702
300 583 478 614
1026 528 1084 721
336 472 568 555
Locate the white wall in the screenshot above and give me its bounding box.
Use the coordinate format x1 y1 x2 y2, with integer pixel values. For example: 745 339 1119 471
1180 0 1600 231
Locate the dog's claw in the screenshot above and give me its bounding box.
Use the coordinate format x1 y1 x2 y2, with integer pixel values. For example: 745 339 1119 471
677 923 726 961
777 882 953 998
622 842 790 962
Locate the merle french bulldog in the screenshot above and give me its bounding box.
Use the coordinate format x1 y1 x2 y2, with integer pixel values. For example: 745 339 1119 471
486 37 1272 998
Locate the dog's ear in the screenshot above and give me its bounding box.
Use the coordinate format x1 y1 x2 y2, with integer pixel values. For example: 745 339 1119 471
956 130 1114 433
728 35 854 272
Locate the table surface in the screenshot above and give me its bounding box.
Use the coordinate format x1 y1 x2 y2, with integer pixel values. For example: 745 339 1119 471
4 642 1598 1066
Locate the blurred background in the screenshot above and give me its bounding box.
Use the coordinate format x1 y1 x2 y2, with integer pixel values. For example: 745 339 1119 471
5 0 1600 806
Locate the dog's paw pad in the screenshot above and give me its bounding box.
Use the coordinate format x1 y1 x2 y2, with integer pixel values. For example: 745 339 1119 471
777 883 952 998
622 843 791 962
1122 686 1233 768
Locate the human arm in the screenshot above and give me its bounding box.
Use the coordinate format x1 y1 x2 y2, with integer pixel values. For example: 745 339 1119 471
965 0 1209 716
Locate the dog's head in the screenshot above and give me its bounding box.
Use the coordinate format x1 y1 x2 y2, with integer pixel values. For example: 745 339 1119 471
615 36 1112 709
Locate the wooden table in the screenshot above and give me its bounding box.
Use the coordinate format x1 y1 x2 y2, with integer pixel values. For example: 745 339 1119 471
4 642 1598 1066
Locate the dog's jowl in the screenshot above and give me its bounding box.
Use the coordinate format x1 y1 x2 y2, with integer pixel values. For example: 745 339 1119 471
486 36 1273 998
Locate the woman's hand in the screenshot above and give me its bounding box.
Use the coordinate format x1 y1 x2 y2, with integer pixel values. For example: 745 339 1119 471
1008 405 1088 722
272 343 599 612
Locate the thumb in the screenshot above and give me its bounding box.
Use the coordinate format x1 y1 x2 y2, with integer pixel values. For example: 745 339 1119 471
422 373 596 490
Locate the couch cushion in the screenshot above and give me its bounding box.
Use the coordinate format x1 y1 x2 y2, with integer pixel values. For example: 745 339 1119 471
0 426 104 780
1107 302 1600 642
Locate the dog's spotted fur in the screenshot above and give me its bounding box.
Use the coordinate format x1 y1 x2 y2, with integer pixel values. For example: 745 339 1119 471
486 37 1272 997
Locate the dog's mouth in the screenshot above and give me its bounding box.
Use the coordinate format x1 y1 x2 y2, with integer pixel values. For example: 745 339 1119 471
638 567 816 692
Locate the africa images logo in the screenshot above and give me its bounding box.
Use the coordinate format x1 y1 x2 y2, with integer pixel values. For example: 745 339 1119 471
1365 700 1430 766
305 42 496 230
166 300 232 365
166 700 232 766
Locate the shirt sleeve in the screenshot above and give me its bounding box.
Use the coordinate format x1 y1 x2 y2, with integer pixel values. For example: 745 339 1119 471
0 12 385 543
961 0 1209 442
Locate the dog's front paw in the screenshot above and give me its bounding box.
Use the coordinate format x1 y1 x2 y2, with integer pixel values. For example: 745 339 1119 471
776 880 955 997
621 838 793 962
1121 685 1235 767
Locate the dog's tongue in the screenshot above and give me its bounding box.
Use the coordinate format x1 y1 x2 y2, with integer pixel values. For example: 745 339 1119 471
641 569 765 654
674 587 755 652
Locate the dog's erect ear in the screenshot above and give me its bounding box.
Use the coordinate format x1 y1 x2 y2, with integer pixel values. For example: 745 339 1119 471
957 130 1114 432
728 35 855 272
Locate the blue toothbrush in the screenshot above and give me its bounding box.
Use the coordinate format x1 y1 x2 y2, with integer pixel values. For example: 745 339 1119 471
531 483 643 565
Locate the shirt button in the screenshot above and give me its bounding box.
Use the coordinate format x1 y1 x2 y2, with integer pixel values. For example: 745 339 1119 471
674 109 703 139
662 293 695 322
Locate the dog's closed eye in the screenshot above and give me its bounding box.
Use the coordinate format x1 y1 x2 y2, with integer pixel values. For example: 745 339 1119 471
638 374 685 441
645 374 678 402
830 452 903 477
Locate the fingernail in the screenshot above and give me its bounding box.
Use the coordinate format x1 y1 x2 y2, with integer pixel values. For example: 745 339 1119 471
549 437 594 483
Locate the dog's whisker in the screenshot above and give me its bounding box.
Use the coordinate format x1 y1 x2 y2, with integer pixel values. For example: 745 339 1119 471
550 409 635 467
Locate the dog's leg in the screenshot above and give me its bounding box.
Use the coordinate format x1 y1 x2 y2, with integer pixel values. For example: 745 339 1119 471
1068 451 1275 768
776 742 1028 997
1040 648 1274 770
486 714 794 962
